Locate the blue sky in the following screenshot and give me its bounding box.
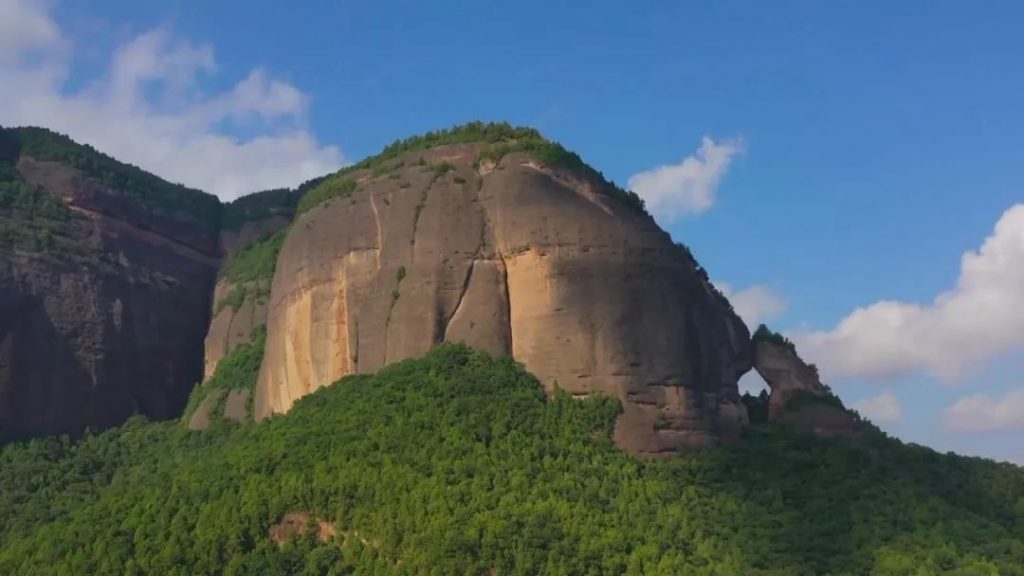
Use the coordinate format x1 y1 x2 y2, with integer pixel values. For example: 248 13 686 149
3 0 1023 463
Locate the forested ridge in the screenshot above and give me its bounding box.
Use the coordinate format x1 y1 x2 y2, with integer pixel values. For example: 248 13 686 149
1 345 1022 575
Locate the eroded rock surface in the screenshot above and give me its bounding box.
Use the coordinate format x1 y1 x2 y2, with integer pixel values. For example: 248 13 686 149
0 149 219 439
203 279 271 379
753 337 860 438
255 144 753 455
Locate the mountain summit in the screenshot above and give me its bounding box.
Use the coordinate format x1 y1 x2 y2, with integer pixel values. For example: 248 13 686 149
245 123 751 456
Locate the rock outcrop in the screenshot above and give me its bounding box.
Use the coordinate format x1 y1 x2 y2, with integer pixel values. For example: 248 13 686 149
254 130 753 455
203 279 267 379
0 127 221 439
752 327 861 438
203 189 302 380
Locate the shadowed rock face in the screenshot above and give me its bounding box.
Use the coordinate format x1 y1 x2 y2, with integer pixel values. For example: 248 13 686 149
753 339 860 438
254 144 753 455
0 156 219 440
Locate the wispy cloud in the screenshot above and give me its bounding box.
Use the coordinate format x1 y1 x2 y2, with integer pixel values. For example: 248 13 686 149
716 282 786 329
0 0 343 200
852 391 903 424
793 204 1024 383
945 389 1024 432
627 137 743 222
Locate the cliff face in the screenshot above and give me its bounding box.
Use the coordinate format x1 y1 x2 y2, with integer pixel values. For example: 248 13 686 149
189 188 301 429
0 124 762 450
0 128 221 439
254 138 753 455
752 333 861 438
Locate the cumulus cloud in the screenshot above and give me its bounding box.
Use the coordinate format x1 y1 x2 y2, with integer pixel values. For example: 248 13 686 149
945 389 1024 432
0 0 342 200
852 391 903 424
627 137 743 222
793 204 1024 382
716 282 786 329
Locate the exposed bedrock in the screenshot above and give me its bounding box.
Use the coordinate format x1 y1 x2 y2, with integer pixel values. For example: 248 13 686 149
254 145 753 455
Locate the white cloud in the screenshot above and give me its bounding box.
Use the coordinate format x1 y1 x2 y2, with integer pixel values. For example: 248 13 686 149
0 1 343 200
716 282 786 329
793 204 1024 382
945 389 1024 432
627 137 743 222
852 391 903 424
0 0 63 63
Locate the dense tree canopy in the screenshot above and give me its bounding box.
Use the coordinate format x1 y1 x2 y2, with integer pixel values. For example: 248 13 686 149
222 188 299 231
0 130 75 251
1 345 1021 575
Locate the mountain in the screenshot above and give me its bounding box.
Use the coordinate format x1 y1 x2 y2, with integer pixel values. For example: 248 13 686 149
246 123 750 456
1 123 1022 574
0 127 222 439
0 122 841 449
0 125 328 440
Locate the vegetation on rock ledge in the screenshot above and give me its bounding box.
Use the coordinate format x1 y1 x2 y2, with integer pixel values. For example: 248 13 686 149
216 230 287 313
182 326 266 424
753 323 799 355
295 121 648 217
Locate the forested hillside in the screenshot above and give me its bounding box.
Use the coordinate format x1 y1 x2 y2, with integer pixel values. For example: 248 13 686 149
1 345 1022 575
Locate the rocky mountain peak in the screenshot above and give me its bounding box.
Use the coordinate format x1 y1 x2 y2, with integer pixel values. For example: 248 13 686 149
250 122 753 456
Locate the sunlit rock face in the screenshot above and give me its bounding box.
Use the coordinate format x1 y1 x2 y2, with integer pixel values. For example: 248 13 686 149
253 143 753 456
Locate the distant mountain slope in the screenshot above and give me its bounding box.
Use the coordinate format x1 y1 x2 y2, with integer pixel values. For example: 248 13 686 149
0 345 1021 575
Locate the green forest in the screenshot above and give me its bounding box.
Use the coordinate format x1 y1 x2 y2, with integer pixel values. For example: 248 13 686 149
0 130 74 251
1 345 1022 575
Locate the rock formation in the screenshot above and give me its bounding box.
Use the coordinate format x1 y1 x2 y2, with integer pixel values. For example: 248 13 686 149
203 186 312 379
2 123 828 452
0 127 221 439
203 279 267 379
752 326 861 438
253 129 754 455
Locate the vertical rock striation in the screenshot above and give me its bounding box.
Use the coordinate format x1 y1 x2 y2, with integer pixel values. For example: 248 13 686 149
254 137 753 455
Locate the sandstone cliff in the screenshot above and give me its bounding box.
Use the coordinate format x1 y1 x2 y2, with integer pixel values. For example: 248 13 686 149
0 127 221 439
190 186 308 428
752 325 861 438
203 184 322 379
253 125 753 455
